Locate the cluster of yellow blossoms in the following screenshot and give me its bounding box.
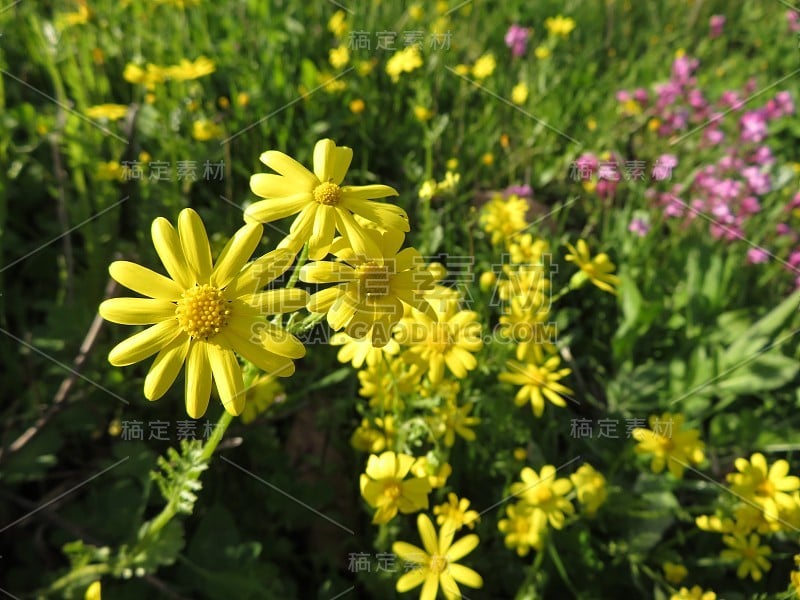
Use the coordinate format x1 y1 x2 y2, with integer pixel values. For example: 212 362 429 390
123 56 216 88
499 463 607 556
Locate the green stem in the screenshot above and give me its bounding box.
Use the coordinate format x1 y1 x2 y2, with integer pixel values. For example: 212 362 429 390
285 242 309 290
44 563 110 596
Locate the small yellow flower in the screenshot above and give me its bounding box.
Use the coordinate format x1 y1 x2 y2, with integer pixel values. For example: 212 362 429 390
564 239 621 295
663 561 688 585
534 46 551 60
513 447 527 461
695 514 735 533
727 453 800 523
165 56 215 81
632 412 705 479
510 465 574 529
240 373 284 425
570 464 607 517
434 493 480 532
86 104 129 121
393 514 483 599
498 502 547 556
587 117 597 131
499 351 573 418
349 98 366 114
411 457 452 489
331 331 399 369
191 119 223 141
236 92 250 107
428 401 480 447
409 4 424 20
446 158 459 170
414 106 433 121
328 9 348 38
350 416 395 453
62 2 91 26
481 152 494 166
357 59 377 76
123 63 166 87
670 587 716 600
545 15 576 37
329 45 350 69
511 82 529 105
386 46 423 83
454 64 470 76
648 118 662 132
360 451 432 524
720 533 771 581
218 96 230 110
472 53 496 80
479 271 496 292
395 297 483 385
419 179 438 201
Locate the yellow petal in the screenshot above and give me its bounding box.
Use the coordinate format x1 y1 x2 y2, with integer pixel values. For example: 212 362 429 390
178 208 213 282
185 341 212 418
341 195 408 232
220 328 295 377
259 150 318 188
366 451 397 480
152 217 193 289
250 174 308 198
418 514 439 556
396 568 427 593
308 204 336 260
144 334 190 400
392 542 428 565
108 261 183 300
420 574 439 600
252 321 305 359
242 288 308 314
244 192 312 223
206 343 245 415
211 223 263 288
307 286 342 314
99 298 176 325
300 261 355 284
447 534 479 562
334 209 381 259
224 248 296 298
108 320 182 366
448 564 483 589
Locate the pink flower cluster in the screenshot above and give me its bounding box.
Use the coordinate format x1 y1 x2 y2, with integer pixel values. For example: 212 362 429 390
505 24 530 58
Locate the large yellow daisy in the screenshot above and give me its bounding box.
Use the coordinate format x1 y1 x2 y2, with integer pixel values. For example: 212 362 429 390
99 209 307 418
246 138 409 260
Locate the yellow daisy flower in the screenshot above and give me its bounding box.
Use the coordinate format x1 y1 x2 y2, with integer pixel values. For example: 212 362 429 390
727 452 800 522
428 401 480 447
569 464 607 517
301 230 435 347
479 193 528 246
471 53 496 80
360 451 432 524
246 138 408 260
510 465 574 529
498 503 548 556
632 412 705 479
564 239 621 295
411 457 452 489
544 15 576 37
662 561 688 585
720 533 771 581
498 350 573 418
395 297 483 384
164 56 215 81
350 416 395 453
330 330 400 368
670 586 716 600
393 513 483 599
99 209 307 418
386 46 423 83
433 493 480 532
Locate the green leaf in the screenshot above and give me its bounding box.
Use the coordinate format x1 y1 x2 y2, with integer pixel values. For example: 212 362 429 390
130 519 185 572
715 352 799 396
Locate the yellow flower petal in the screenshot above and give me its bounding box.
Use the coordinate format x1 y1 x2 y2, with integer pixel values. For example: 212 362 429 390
178 208 213 281
244 193 313 223
396 567 427 592
313 138 354 184
308 204 336 260
259 150 318 188
242 288 309 314
108 320 182 366
185 341 212 418
448 563 482 588
99 297 177 325
152 217 193 289
206 343 245 415
224 248 295 298
144 334 190 400
418 513 439 556
108 261 183 300
250 174 307 199
211 223 262 288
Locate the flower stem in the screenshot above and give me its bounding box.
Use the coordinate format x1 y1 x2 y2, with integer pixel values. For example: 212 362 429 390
285 242 309 290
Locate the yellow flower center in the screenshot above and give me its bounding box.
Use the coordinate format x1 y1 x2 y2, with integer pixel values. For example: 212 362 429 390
383 481 402 500
756 479 775 497
429 324 454 353
429 554 448 574
533 486 553 504
313 181 342 205
356 262 391 297
176 284 230 339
